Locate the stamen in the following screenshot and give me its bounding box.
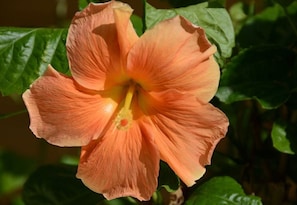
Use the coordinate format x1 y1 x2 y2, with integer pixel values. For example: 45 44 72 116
115 82 136 130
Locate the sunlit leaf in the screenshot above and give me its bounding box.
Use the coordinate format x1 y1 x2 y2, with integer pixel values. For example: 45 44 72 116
23 165 104 205
216 45 296 109
185 176 262 205
145 2 235 64
271 120 297 154
0 28 68 96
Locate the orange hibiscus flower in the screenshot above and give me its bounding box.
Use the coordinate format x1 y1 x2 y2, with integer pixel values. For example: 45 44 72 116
23 1 228 201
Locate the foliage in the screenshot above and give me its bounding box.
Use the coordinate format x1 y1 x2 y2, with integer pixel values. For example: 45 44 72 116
216 45 296 109
1 0 297 204
0 28 68 95
185 176 262 205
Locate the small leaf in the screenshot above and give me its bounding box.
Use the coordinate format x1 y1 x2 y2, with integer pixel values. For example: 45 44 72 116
145 2 235 63
79 0 89 10
185 176 262 205
216 45 296 109
130 14 143 36
0 28 68 96
158 161 180 192
78 0 101 10
271 120 297 154
23 164 104 205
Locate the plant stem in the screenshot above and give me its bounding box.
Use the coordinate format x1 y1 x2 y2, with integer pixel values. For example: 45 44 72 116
0 109 27 120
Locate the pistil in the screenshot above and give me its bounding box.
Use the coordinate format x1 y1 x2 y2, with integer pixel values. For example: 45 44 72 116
114 82 136 130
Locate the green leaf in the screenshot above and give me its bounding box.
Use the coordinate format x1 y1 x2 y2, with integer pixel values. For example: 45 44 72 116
237 2 297 48
79 0 89 10
0 28 68 96
185 176 262 205
216 45 296 109
130 14 143 36
271 120 297 154
145 2 235 63
23 164 104 205
158 161 180 192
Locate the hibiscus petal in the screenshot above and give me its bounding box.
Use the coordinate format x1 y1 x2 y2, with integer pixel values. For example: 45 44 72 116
22 65 121 147
113 3 139 61
139 90 228 186
77 121 159 201
127 15 219 103
67 1 137 90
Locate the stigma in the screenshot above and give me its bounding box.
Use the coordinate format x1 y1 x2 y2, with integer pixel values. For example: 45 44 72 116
114 82 136 130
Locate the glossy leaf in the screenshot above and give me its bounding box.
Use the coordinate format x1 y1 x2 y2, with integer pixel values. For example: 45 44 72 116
216 45 296 109
0 28 68 96
185 176 262 205
271 120 297 154
22 164 104 205
145 2 235 63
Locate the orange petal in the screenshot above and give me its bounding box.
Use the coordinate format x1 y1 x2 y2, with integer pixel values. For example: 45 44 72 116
127 16 219 103
139 90 228 186
22 65 121 147
113 3 139 62
67 1 137 90
77 121 159 201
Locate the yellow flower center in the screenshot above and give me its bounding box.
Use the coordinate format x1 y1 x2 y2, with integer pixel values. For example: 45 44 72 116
114 82 136 130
